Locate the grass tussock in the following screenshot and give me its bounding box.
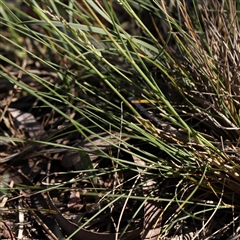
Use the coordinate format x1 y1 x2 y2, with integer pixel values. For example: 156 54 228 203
0 0 240 239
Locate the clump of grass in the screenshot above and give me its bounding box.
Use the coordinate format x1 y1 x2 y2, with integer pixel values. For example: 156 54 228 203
0 0 240 239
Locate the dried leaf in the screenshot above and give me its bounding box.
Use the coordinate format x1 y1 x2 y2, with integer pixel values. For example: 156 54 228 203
131 155 162 239
8 108 45 139
47 190 141 240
